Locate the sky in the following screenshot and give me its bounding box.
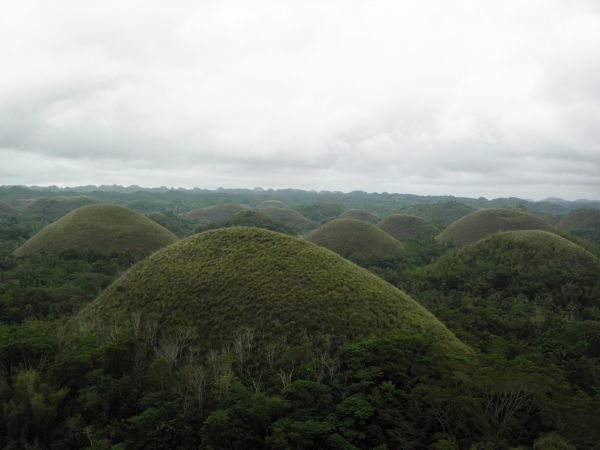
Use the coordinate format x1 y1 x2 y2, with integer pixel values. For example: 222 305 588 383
1 0 599 200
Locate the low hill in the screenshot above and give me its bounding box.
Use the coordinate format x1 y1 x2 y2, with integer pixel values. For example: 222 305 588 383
0 201 18 215
126 200 157 213
195 210 297 236
338 209 379 224
13 204 179 257
305 218 406 263
185 203 251 222
436 208 554 247
260 207 314 231
377 214 440 241
256 200 289 210
19 195 101 219
146 212 188 236
76 227 468 353
399 201 477 227
557 208 600 246
295 203 345 224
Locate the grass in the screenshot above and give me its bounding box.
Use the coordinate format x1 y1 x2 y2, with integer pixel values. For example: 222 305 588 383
76 227 469 353
377 214 440 241
260 207 314 231
295 204 345 224
0 201 17 215
435 208 555 247
399 201 477 227
338 209 379 224
185 203 251 223
256 200 289 210
305 218 406 263
557 208 600 246
13 204 179 257
19 196 100 217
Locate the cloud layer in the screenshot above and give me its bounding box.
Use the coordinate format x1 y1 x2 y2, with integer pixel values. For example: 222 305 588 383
1 0 599 199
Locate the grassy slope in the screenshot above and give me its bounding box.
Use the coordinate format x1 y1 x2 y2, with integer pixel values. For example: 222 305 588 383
0 201 18 215
77 227 468 353
13 204 179 256
256 200 289 210
20 196 100 216
557 208 600 246
399 201 477 227
305 218 406 263
377 214 440 241
339 209 379 224
436 208 554 247
185 203 251 222
295 204 346 224
260 207 314 231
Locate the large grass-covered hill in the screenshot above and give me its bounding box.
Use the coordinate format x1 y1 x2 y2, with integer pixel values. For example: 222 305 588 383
338 209 379 224
256 200 289 210
557 208 600 246
260 207 314 231
435 208 555 247
377 214 439 241
305 218 406 263
399 201 477 227
13 204 179 257
184 203 251 222
0 201 18 215
76 227 468 352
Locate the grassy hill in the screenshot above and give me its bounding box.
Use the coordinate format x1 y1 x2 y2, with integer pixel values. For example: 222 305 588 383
18 195 101 219
377 214 440 241
557 208 600 246
13 204 179 257
260 207 314 231
295 203 345 224
194 210 297 236
256 200 289 210
435 208 555 247
305 218 406 263
76 227 468 353
399 201 477 227
338 209 379 224
185 203 251 223
0 201 18 215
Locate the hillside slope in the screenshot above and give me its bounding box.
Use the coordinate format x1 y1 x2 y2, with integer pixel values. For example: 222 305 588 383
185 203 251 222
378 214 439 241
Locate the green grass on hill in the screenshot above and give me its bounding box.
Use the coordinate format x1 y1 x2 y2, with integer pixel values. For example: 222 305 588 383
13 204 179 257
295 203 345 224
194 210 297 236
185 203 251 222
260 207 314 231
76 227 469 353
305 218 406 263
435 208 555 247
338 209 379 224
399 201 477 227
0 201 18 215
377 214 440 241
556 208 600 246
18 195 101 219
256 200 289 210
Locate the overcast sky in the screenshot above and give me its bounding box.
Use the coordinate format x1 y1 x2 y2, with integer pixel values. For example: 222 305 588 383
1 0 599 200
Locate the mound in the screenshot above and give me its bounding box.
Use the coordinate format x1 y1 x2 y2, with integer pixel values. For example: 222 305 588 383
256 200 289 210
338 209 379 224
196 210 297 236
185 203 251 222
378 214 440 241
20 195 100 217
295 204 345 224
0 200 18 215
126 200 157 213
558 208 600 231
260 207 314 231
436 208 555 247
76 227 468 352
147 212 180 231
400 202 477 227
52 195 68 201
13 204 179 257
305 218 406 263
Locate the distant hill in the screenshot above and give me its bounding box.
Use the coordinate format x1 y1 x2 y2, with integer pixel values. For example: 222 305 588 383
256 200 289 210
185 203 251 223
194 210 297 236
0 201 18 215
377 214 440 241
399 202 477 227
557 208 600 246
295 204 346 224
338 209 379 224
260 207 314 231
305 218 406 263
76 227 468 352
436 208 555 247
13 204 179 257
18 195 101 219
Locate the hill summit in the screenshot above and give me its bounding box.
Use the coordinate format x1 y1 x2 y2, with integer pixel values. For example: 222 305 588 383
76 227 468 352
13 204 179 257
378 214 439 241
338 209 379 224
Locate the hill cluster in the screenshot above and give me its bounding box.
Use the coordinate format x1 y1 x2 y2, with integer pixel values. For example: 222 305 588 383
399 201 477 227
557 208 600 246
338 209 379 223
185 203 252 222
260 207 314 231
256 200 289 210
377 214 439 241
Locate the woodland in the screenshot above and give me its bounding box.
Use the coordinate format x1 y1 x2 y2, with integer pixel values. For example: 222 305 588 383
0 185 599 450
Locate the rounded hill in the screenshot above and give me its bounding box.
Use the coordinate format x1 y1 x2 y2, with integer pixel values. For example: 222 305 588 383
557 208 600 232
338 209 379 224
435 208 554 247
256 200 288 210
260 207 314 231
13 204 179 257
305 218 406 263
400 202 477 227
378 214 440 241
76 227 468 352
19 196 101 218
185 203 251 223
0 200 18 215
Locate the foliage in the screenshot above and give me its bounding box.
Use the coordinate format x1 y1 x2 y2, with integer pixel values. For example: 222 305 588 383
260 207 315 232
377 214 440 241
256 200 289 210
339 209 379 224
194 210 298 236
185 203 252 223
399 201 477 227
295 203 346 224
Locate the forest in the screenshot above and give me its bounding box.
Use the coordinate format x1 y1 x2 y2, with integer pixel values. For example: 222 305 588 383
0 185 599 450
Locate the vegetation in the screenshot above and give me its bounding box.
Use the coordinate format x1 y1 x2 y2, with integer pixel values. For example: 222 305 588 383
295 203 345 224
436 208 555 247
194 210 297 236
377 214 440 241
146 212 195 238
185 203 252 223
0 201 17 215
557 208 600 246
12 204 179 257
18 195 101 220
305 218 406 263
338 209 379 224
399 201 477 227
260 207 314 232
256 200 289 210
